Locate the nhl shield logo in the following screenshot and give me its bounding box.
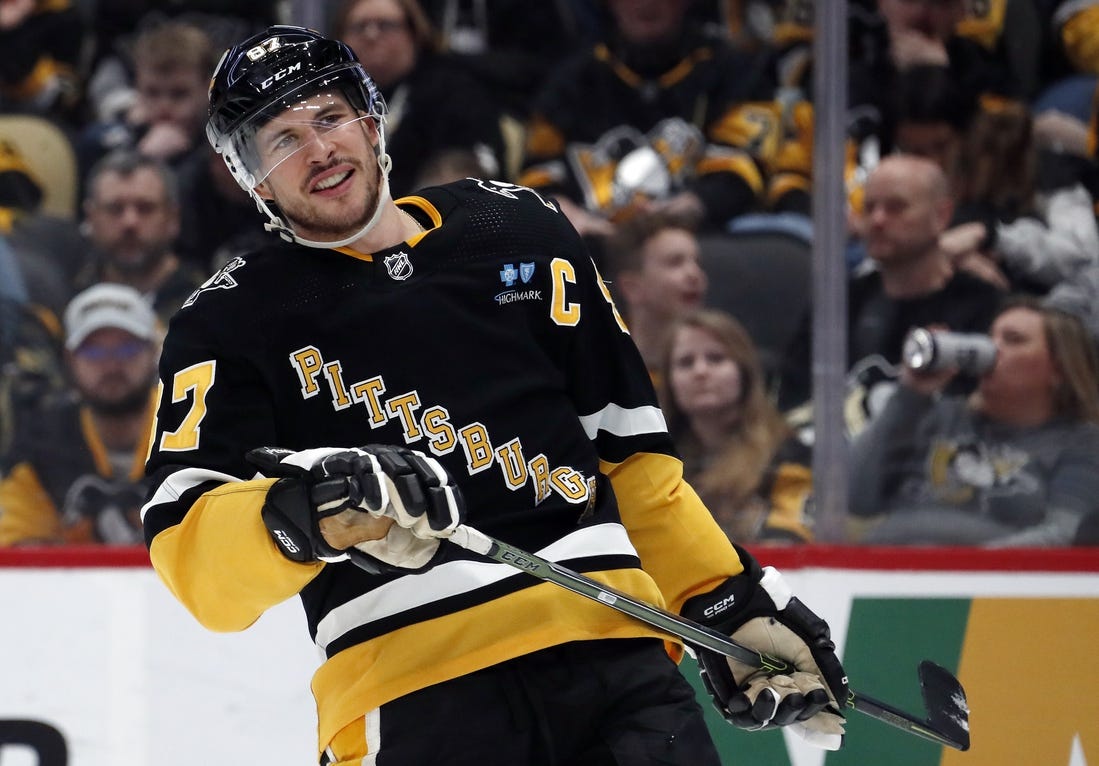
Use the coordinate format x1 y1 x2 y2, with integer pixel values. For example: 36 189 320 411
384 251 414 281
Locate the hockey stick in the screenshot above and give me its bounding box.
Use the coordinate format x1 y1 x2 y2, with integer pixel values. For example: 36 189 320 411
347 525 970 751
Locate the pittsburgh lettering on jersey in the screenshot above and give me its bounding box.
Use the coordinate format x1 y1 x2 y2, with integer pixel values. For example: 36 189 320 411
288 345 590 507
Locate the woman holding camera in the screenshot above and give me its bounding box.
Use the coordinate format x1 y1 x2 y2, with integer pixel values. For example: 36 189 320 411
848 296 1099 546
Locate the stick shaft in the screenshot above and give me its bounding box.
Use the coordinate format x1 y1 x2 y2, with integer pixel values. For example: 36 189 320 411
479 531 792 673
441 525 969 751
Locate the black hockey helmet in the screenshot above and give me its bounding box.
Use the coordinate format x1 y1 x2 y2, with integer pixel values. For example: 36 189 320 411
206 25 386 184
205 25 392 247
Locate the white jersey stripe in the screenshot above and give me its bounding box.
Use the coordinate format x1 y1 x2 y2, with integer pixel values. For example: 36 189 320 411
362 707 381 765
315 523 638 651
140 467 243 522
577 403 667 441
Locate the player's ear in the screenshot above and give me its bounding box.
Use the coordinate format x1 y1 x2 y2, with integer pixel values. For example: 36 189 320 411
254 181 273 202
360 114 380 143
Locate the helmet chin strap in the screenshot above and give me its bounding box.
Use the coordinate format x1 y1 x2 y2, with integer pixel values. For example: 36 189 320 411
258 121 393 250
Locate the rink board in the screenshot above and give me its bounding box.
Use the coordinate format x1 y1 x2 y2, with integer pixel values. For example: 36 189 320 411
1 546 1097 766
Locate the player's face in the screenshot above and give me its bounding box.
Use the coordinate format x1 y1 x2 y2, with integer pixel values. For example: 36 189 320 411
253 92 382 243
69 328 158 415
85 168 180 274
633 228 707 319
669 324 744 419
976 307 1058 416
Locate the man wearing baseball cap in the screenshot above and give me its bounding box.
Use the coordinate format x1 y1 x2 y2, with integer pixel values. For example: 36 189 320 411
63 282 159 350
0 283 160 545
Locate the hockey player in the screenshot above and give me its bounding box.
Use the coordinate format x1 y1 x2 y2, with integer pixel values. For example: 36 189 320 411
141 25 847 765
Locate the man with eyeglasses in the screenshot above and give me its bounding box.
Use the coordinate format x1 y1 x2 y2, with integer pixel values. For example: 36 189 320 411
74 150 206 327
0 283 160 545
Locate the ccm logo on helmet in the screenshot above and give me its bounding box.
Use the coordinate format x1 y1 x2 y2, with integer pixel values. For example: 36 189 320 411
260 62 303 91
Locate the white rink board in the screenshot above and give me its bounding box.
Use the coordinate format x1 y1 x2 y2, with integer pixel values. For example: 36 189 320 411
2 569 320 766
2 564 1098 766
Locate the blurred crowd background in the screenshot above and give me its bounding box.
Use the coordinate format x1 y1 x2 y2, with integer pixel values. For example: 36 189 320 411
3 0 1099 548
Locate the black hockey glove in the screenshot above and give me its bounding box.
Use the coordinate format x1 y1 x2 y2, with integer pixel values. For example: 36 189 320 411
247 446 387 564
681 545 848 750
246 445 465 572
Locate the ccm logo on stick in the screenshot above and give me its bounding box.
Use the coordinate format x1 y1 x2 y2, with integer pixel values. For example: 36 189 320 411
499 550 539 571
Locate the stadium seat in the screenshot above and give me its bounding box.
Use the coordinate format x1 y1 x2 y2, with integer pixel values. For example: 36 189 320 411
0 115 78 219
699 214 813 376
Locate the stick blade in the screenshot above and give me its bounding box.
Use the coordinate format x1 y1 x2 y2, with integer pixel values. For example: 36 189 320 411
919 661 971 751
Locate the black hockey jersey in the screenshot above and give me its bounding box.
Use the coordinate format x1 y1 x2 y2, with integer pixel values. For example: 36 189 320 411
141 178 742 756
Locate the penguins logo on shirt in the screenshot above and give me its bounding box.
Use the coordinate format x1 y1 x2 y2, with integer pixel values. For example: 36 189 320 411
183 256 246 307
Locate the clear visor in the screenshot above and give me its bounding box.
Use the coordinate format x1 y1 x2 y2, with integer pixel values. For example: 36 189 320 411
222 76 384 187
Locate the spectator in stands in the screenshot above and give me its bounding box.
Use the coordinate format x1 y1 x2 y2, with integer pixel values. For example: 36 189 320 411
953 97 1037 232
781 154 1003 414
604 210 707 382
0 283 160 546
875 0 1016 97
78 20 219 190
519 0 776 240
938 96 1099 297
729 1 894 215
331 0 506 198
75 151 206 325
659 308 813 544
889 64 980 195
84 5 280 131
848 296 1099 547
748 0 1019 214
417 0 584 118
888 65 1099 299
0 0 87 125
